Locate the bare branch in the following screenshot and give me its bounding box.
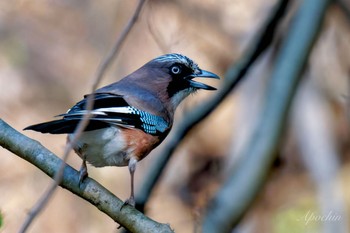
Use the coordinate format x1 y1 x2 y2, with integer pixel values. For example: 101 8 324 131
135 0 291 212
202 0 333 232
147 14 169 54
91 0 146 91
0 119 173 233
18 0 146 232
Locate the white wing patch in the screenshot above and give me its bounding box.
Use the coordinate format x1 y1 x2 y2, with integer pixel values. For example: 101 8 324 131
62 105 168 135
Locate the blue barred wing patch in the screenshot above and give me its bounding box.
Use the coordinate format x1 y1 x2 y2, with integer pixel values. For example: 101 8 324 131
128 107 168 134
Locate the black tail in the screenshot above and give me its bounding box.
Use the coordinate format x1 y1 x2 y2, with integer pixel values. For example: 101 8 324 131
24 119 80 134
24 119 109 134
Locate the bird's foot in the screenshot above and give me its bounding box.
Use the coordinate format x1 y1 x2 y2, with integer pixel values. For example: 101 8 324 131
78 166 88 188
120 196 135 210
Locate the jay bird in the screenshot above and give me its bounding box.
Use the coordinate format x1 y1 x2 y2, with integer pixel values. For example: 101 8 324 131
25 53 219 207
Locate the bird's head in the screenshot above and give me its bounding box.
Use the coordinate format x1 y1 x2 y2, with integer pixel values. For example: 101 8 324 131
142 53 220 109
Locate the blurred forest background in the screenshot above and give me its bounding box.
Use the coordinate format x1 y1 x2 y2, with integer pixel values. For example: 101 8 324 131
1 0 350 232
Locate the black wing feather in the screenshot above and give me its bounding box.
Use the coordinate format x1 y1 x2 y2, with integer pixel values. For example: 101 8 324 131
67 93 130 113
24 119 110 134
25 93 169 135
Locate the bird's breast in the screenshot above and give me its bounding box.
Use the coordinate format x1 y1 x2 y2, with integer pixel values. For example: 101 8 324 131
68 126 160 167
122 127 161 161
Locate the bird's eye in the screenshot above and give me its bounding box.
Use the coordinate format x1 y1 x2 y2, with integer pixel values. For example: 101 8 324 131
171 65 181 75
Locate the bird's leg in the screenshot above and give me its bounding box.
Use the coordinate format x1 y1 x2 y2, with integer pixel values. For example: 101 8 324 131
121 157 137 210
78 154 88 187
70 138 88 187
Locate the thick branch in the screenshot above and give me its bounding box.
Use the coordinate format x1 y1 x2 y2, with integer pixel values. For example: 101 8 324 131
0 119 173 233
136 0 291 212
202 0 333 232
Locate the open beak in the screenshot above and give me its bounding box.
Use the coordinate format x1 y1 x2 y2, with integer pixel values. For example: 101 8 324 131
186 70 220 90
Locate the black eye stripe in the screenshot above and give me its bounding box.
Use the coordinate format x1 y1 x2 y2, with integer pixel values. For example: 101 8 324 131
169 63 194 77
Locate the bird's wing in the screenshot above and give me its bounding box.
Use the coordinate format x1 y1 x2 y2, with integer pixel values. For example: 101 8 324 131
25 93 169 135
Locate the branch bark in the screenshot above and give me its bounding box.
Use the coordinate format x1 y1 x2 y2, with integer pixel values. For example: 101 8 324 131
202 0 333 232
0 119 173 233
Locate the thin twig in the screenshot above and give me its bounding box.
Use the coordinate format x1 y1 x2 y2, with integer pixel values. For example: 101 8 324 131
18 1 146 232
146 1 169 54
147 14 168 54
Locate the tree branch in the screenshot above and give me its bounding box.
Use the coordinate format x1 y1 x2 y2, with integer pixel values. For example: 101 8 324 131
135 0 291 212
0 119 173 233
202 0 333 232
17 1 146 232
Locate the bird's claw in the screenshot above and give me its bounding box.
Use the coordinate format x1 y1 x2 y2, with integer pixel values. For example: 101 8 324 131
120 196 135 210
78 167 88 188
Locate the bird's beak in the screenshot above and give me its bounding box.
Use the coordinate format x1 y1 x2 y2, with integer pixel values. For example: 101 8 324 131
186 70 220 90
